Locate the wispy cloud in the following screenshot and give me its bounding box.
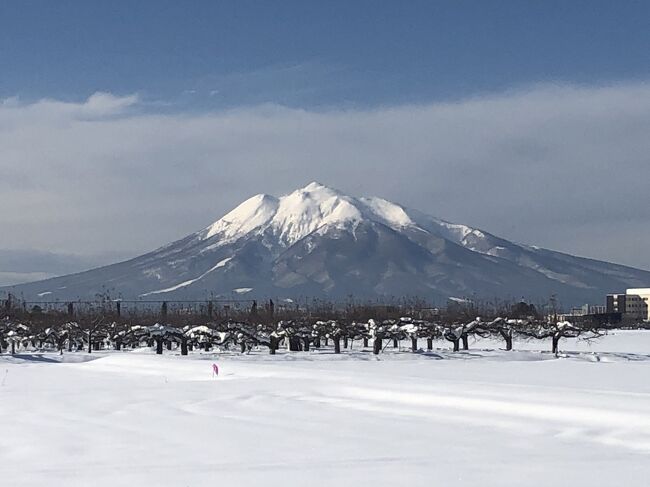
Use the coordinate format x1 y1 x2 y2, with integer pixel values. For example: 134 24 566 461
1 82 649 270
0 91 139 123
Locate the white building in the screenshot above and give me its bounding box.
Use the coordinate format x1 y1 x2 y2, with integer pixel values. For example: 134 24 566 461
625 288 650 321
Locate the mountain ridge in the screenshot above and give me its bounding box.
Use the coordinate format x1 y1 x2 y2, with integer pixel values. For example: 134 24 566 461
3 182 649 305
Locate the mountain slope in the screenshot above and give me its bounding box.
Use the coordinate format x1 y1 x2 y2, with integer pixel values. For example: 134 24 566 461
3 182 649 305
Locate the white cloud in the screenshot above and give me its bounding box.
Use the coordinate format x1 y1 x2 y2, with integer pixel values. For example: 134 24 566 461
0 91 138 124
80 92 139 116
1 82 649 270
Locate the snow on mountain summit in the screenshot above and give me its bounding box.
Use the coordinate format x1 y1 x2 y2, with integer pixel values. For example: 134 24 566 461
270 182 363 245
203 182 366 246
359 196 415 228
202 182 422 247
204 193 279 241
6 180 650 303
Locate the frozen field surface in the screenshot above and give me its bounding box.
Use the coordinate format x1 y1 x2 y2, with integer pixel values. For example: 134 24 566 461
1 331 650 486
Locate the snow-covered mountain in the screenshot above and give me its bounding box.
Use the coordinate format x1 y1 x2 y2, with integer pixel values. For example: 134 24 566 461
4 182 650 305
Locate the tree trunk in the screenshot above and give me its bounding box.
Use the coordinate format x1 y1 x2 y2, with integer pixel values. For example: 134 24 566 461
289 336 301 352
411 337 418 352
505 336 513 351
461 334 469 350
427 338 433 350
156 338 163 355
166 341 172 351
363 337 368 348
303 337 310 352
240 342 246 353
343 337 348 348
452 339 460 352
393 338 398 348
94 342 100 351
181 338 188 356
11 341 16 355
115 340 122 351
373 338 382 355
552 335 560 355
334 337 341 354
313 337 321 348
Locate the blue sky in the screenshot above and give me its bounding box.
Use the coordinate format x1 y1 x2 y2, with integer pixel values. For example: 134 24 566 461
2 0 650 108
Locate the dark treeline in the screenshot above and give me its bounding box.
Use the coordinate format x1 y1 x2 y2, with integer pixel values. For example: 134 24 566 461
1 291 549 325
2 292 645 358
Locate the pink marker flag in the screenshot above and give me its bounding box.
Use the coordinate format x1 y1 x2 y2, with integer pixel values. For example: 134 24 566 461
212 363 219 377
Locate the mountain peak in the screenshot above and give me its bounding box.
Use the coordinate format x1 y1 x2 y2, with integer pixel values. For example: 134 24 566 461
6 182 650 304
302 181 330 192
204 193 279 240
273 182 361 245
292 181 346 200
202 182 362 246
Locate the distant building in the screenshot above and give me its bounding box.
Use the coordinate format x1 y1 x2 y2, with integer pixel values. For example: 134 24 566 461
606 293 627 314
563 303 607 319
606 289 650 321
558 302 620 324
625 288 650 321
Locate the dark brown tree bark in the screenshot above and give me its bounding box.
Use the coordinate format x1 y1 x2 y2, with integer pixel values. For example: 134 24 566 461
334 337 341 354
427 338 433 350
461 334 469 350
156 338 163 354
181 338 188 356
373 338 382 355
289 336 301 351
411 337 418 352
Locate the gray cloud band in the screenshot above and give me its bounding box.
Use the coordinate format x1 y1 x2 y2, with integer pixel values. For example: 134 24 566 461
1 83 649 270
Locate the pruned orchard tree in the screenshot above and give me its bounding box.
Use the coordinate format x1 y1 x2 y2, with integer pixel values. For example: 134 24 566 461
0 318 30 355
519 319 611 356
438 318 489 352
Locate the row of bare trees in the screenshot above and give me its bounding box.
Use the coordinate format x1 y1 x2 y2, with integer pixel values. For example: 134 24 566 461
1 313 634 357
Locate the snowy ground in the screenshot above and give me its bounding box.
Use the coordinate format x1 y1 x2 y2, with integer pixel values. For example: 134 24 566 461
1 331 650 486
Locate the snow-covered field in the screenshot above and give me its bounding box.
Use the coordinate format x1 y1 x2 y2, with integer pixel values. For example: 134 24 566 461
2 331 650 486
